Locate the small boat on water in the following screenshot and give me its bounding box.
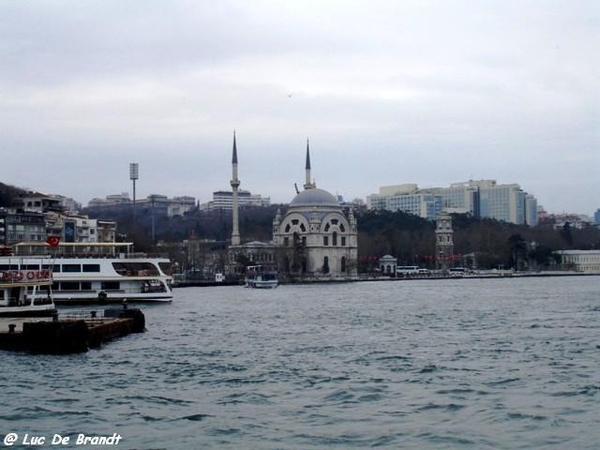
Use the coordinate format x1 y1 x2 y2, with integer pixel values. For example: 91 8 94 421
0 268 57 317
244 265 279 289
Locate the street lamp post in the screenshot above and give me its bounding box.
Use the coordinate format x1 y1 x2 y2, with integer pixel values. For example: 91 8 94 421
129 163 139 241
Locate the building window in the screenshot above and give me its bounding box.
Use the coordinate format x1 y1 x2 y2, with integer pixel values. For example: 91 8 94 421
323 256 329 274
341 257 347 272
341 236 346 246
332 232 338 246
284 237 289 246
323 236 328 246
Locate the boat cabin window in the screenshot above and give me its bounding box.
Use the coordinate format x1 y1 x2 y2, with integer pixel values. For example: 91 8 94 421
112 262 159 276
21 264 41 270
0 264 19 271
60 282 80 290
101 281 120 290
62 264 81 273
82 264 101 272
158 262 172 275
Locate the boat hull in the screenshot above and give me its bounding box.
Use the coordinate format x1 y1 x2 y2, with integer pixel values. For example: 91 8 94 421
53 294 172 305
245 280 279 289
0 306 57 318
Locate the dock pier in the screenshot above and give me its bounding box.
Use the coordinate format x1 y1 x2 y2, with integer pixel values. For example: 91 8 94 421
0 307 145 354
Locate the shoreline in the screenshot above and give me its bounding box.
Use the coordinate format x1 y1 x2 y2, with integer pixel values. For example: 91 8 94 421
173 271 599 288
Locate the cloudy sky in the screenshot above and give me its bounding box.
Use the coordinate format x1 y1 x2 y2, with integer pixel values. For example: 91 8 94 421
1 0 598 214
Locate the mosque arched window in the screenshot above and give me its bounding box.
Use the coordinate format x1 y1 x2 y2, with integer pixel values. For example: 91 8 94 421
323 256 329 274
332 232 338 246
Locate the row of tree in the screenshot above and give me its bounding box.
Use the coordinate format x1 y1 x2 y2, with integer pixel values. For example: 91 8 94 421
93 204 600 271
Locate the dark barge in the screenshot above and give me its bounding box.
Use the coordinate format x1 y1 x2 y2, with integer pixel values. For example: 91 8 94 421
0 306 145 354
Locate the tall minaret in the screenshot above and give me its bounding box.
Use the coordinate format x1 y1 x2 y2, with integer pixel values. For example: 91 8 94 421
230 131 241 246
303 138 315 190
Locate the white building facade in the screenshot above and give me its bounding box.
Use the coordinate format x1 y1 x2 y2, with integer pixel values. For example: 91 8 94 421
367 185 443 220
273 188 358 277
554 250 600 273
202 190 270 211
368 180 538 225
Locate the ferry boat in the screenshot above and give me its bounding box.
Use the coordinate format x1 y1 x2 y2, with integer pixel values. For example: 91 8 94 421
0 267 57 317
1 242 173 304
244 265 279 289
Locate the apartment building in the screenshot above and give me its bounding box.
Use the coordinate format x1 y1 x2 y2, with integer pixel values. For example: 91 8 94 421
368 180 538 225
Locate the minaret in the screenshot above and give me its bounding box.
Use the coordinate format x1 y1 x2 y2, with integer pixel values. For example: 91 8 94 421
230 131 241 246
303 139 315 190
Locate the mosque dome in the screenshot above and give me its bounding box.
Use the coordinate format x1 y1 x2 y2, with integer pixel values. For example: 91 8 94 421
289 188 340 208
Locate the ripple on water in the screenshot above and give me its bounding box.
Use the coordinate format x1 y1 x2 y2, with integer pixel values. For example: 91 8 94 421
1 277 599 449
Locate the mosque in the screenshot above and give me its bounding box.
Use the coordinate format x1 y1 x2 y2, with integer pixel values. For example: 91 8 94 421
227 134 358 279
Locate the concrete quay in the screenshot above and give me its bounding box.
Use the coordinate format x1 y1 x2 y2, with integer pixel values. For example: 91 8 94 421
0 307 145 354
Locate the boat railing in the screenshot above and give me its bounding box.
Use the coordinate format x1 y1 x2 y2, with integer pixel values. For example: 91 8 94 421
58 285 168 295
0 296 53 307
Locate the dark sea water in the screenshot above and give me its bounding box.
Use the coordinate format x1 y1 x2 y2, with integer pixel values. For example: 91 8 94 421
1 276 599 449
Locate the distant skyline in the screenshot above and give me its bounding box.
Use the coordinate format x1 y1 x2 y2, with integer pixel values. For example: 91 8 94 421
1 1 598 215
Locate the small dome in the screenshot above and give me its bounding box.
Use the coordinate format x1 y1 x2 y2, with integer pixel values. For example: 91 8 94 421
290 188 339 208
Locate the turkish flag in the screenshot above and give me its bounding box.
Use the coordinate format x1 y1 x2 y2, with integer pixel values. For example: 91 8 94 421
46 236 60 247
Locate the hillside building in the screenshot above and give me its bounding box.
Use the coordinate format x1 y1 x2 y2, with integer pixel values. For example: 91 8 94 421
367 180 538 226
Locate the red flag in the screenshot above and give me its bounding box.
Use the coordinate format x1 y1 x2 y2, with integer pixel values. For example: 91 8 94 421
46 236 60 247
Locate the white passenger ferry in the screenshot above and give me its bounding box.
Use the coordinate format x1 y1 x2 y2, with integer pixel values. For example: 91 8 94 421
1 242 173 304
0 266 57 317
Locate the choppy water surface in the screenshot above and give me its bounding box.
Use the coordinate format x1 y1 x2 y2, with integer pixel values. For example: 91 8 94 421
1 276 599 449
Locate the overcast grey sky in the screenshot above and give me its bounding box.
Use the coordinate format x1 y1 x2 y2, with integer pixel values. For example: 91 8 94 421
1 0 598 214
